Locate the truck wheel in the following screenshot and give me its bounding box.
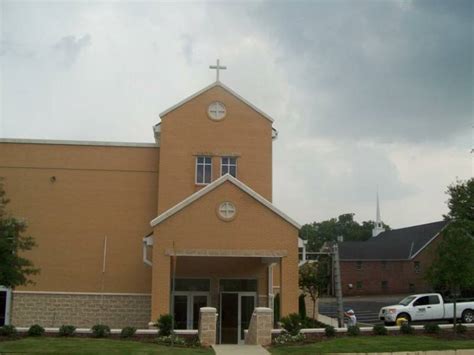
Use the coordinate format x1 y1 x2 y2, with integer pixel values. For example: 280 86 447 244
462 310 474 323
397 313 411 324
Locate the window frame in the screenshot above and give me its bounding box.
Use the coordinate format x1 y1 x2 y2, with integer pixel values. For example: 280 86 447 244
221 157 237 178
414 261 421 274
195 156 212 185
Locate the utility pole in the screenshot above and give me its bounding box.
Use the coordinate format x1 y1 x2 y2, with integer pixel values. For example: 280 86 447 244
332 241 345 327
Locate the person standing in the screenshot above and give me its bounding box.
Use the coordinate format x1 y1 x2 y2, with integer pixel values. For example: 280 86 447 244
344 309 357 327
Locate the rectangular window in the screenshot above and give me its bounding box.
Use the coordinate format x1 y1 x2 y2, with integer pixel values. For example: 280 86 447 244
175 279 210 292
381 280 388 291
414 261 421 274
409 283 415 293
196 156 212 184
381 261 388 270
356 281 363 289
356 261 362 270
219 279 257 292
221 157 237 177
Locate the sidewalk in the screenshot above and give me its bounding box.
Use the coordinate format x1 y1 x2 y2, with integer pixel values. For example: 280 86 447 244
212 344 270 355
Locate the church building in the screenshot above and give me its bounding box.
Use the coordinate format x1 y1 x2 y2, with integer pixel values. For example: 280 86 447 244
0 63 300 343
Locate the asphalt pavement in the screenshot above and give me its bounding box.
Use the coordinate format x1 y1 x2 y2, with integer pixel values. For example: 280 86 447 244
318 295 406 325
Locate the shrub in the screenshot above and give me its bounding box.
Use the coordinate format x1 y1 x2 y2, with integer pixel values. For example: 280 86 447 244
120 326 137 338
372 324 388 336
273 331 305 345
325 325 336 337
91 324 111 338
0 325 17 337
455 324 467 334
156 334 186 346
280 313 302 336
298 294 307 319
301 317 326 328
156 314 173 337
400 323 414 335
347 325 360 336
424 323 440 334
58 325 76 337
27 324 45 337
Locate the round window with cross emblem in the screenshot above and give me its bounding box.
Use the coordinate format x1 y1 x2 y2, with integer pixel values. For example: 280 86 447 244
208 102 226 121
217 201 236 221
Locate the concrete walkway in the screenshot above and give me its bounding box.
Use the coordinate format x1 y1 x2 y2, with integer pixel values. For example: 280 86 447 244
212 344 270 355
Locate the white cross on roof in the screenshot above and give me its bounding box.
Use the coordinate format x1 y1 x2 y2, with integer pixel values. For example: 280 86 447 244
209 59 227 81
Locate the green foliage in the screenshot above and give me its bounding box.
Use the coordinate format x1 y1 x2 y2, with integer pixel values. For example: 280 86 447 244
91 324 111 338
0 324 17 337
455 324 467 334
298 294 306 319
347 325 360 336
324 325 336 337
423 323 440 334
273 331 306 345
300 317 327 328
0 179 40 288
155 334 186 346
273 293 280 327
58 325 76 337
120 326 137 338
300 213 390 252
399 323 414 335
27 324 45 337
426 179 474 324
280 313 302 336
299 261 328 319
372 324 388 336
157 314 173 336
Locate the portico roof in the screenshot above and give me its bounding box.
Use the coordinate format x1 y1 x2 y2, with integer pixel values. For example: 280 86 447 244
150 174 301 229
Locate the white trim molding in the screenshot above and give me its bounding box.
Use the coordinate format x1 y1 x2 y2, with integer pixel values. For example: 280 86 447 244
13 290 151 296
150 174 301 229
0 138 157 148
159 81 275 123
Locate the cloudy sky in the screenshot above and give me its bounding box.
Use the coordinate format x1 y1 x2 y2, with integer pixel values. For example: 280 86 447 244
1 0 472 228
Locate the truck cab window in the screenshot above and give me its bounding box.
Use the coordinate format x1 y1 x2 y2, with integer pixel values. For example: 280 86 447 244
413 296 429 306
428 295 440 304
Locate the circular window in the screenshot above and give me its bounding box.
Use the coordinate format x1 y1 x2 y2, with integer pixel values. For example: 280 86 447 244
208 102 226 121
218 201 236 221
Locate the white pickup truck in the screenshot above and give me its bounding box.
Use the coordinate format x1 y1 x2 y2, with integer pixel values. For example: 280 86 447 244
379 293 474 325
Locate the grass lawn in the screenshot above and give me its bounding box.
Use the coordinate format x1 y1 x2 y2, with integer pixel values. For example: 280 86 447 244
270 335 474 354
0 337 214 354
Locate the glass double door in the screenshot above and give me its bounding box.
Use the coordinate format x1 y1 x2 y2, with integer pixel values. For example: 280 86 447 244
220 292 256 344
173 292 209 330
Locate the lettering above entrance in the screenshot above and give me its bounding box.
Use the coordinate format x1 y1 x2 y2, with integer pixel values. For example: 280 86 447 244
164 248 288 257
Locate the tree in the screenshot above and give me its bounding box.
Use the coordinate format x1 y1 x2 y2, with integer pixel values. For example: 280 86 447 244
0 179 40 288
299 259 330 320
426 178 474 329
299 213 390 252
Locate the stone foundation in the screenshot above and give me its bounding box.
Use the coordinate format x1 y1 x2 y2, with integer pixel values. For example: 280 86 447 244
11 292 151 328
198 307 217 346
245 307 272 346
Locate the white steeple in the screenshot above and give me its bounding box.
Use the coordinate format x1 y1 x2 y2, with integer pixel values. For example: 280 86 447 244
372 190 386 237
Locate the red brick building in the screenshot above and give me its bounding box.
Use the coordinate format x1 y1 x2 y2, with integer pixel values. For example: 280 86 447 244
339 221 448 296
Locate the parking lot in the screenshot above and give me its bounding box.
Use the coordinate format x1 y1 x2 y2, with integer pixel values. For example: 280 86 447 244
318 295 406 325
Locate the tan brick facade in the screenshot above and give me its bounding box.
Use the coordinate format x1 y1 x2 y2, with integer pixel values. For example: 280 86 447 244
11 292 151 328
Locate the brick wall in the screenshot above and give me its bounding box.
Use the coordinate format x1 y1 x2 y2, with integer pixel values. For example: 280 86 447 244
11 292 151 328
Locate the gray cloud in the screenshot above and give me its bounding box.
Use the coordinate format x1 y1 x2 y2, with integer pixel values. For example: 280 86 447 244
53 34 91 66
247 0 473 143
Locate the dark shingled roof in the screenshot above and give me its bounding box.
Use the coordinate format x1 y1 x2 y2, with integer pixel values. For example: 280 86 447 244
339 220 449 260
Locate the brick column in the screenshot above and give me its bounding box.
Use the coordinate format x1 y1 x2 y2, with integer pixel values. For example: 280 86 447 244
280 255 298 316
198 307 217 346
151 252 171 321
244 307 273 346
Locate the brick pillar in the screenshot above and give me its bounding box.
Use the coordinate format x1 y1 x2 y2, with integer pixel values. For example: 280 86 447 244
151 252 171 321
198 307 217 346
244 307 273 346
280 255 298 316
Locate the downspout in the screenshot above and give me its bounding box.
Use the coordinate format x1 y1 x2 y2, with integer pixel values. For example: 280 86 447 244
143 236 153 267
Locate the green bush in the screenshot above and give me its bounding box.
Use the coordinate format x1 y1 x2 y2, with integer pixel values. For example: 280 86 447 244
156 334 186 346
298 294 307 319
157 314 173 337
347 325 360 336
280 313 302 336
301 317 327 328
325 325 336 337
27 324 45 337
58 325 76 337
424 323 440 334
0 325 17 337
91 324 111 338
400 323 414 335
273 331 306 345
120 326 137 338
455 324 467 334
372 324 388 336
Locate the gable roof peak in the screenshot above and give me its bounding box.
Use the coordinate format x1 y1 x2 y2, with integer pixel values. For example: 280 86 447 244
159 81 275 123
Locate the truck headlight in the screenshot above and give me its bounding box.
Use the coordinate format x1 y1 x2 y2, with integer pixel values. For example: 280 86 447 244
387 308 397 314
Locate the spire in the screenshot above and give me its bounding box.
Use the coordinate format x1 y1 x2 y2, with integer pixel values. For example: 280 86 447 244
372 190 386 237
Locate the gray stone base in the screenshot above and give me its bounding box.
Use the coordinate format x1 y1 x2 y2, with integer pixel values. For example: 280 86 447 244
11 292 151 328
